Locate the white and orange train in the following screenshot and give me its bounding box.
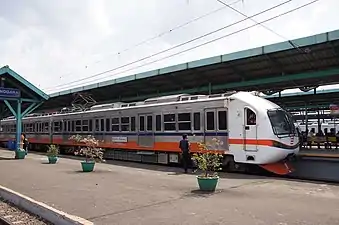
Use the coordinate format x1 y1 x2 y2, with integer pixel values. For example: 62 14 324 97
0 91 299 175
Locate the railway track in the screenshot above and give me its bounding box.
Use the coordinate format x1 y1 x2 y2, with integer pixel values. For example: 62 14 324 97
0 198 52 225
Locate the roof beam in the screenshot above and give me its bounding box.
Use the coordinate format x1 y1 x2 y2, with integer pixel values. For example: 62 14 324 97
116 67 339 102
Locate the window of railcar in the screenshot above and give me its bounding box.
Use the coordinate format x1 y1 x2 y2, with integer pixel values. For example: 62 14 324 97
100 119 105 132
43 122 49 133
53 121 60 132
67 121 71 132
163 114 176 131
155 115 161 131
217 110 227 131
82 120 89 132
95 119 99 132
71 121 75 132
112 117 120 131
75 120 82 132
89 119 93 132
246 108 256 126
178 113 191 131
146 115 153 131
105 118 110 132
63 121 67 133
121 117 130 132
193 112 200 130
139 116 145 131
131 116 136 131
206 111 215 131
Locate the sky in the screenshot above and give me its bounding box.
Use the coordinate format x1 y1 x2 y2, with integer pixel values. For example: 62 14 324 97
0 0 338 95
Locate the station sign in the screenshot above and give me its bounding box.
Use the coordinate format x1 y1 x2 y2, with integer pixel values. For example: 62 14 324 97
0 87 20 98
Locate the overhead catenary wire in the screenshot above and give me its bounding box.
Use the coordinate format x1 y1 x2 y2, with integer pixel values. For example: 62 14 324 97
44 0 293 91
47 0 320 92
57 0 244 80
215 0 308 53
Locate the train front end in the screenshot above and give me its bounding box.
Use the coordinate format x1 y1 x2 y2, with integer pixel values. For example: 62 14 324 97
229 92 299 175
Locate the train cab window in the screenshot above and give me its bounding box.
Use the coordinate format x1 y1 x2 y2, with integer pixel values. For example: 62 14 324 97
131 117 136 131
155 115 161 131
112 117 120 131
147 115 153 131
206 111 215 131
139 116 145 131
218 110 227 131
105 118 110 132
178 113 191 131
163 114 176 131
193 112 200 130
121 117 130 131
246 108 256 125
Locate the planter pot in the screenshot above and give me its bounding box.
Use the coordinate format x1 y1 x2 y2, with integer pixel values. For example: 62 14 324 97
81 161 95 172
15 150 26 160
48 156 58 164
196 176 219 191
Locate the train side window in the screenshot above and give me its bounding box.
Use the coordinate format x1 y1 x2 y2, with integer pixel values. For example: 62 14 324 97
71 121 75 132
246 108 256 125
100 119 105 132
53 121 60 132
94 119 99 132
178 113 191 131
106 118 110 132
112 117 120 131
139 116 145 131
163 114 176 131
131 117 136 131
75 120 82 132
83 120 89 132
44 122 49 133
155 115 161 131
63 121 67 133
218 110 227 131
193 112 200 130
206 111 215 131
89 119 93 132
121 117 130 131
147 115 153 131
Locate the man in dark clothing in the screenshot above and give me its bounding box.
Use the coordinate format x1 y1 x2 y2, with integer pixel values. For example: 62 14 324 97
179 134 191 173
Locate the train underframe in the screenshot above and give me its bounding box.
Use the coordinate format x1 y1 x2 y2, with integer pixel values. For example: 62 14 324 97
22 142 297 176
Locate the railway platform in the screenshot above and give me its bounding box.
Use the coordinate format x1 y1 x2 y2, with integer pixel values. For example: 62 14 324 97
1 149 339 225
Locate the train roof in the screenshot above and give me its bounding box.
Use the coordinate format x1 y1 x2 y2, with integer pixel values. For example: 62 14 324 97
0 91 271 121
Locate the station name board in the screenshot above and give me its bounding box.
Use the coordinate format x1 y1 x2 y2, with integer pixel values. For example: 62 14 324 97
0 87 20 98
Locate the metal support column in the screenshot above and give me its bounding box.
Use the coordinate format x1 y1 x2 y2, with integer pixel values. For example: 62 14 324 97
208 83 212 95
15 99 22 151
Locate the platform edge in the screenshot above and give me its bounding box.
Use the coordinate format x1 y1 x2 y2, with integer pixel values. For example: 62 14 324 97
0 185 94 225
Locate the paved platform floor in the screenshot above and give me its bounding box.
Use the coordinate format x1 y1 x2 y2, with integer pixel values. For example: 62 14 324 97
1 150 339 225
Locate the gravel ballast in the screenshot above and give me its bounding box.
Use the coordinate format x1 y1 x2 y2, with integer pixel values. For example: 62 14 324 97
0 198 52 225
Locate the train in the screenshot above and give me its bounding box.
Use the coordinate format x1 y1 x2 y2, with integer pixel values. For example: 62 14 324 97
0 91 299 175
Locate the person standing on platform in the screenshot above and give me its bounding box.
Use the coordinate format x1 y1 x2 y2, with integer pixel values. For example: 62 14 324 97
179 134 191 173
22 133 29 155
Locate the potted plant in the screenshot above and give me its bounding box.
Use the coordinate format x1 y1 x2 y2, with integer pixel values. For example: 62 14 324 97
46 144 59 164
69 134 105 172
192 138 223 192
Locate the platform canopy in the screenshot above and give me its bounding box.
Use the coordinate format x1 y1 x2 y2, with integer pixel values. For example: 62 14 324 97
42 29 339 111
0 65 49 154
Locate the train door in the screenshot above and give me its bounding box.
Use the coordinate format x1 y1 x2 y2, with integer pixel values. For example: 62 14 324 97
243 107 258 151
204 109 217 145
137 114 154 147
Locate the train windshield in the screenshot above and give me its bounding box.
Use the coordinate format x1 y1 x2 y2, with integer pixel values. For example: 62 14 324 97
267 109 296 136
